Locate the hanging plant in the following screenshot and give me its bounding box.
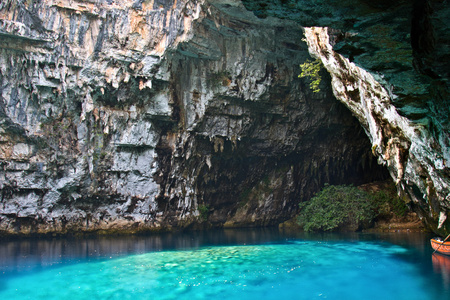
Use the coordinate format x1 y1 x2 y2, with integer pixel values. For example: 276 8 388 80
299 58 323 93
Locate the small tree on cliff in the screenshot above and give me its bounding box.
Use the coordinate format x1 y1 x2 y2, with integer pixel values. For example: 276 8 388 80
299 58 323 93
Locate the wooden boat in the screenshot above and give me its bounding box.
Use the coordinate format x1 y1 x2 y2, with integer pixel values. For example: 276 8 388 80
431 238 450 255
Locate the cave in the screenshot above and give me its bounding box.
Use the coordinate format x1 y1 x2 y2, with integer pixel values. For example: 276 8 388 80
0 0 448 235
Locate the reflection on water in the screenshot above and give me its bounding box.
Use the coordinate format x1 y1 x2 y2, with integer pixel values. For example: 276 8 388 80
0 228 448 299
0 228 300 274
0 229 436 272
432 253 450 288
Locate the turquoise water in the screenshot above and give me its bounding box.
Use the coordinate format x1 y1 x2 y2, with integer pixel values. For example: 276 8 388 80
1 230 449 299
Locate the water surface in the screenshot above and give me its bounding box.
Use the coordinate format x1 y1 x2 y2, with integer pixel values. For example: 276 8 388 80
1 229 448 299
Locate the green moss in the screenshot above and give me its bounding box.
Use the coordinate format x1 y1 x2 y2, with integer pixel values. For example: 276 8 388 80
372 144 378 155
100 151 108 159
239 187 252 206
261 175 272 193
207 71 231 88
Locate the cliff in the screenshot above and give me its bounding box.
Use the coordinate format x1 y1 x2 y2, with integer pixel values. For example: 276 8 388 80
0 0 447 235
242 0 449 233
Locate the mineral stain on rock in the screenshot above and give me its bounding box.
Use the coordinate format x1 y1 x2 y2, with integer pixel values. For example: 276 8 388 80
0 0 448 236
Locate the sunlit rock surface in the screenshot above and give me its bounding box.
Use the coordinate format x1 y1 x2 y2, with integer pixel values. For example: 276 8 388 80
2 0 447 235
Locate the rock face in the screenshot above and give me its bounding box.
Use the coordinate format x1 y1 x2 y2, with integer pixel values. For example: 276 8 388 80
242 0 450 233
303 27 449 233
0 0 390 235
2 0 447 235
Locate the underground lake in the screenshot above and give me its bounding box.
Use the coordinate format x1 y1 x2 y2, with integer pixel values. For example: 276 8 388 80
0 229 449 299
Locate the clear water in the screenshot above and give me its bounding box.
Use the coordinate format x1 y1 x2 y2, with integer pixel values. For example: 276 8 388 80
1 229 449 299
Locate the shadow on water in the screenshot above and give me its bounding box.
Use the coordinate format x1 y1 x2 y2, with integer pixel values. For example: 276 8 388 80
0 228 448 297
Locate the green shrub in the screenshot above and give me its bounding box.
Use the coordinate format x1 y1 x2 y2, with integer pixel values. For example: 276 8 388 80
298 58 323 93
198 204 210 221
297 184 376 232
370 189 408 218
297 183 409 232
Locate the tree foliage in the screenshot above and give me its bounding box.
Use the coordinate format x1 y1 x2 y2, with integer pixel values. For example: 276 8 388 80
297 184 408 232
299 58 323 93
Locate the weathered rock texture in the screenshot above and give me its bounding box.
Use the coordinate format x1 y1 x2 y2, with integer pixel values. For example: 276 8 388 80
1 0 447 235
0 0 390 235
242 0 450 234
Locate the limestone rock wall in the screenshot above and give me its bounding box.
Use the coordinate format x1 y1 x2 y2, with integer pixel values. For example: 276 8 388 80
0 0 390 235
304 27 449 232
0 0 204 234
242 0 450 233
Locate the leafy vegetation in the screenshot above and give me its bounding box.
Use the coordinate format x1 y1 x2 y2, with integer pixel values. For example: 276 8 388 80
198 204 210 221
298 58 323 93
297 184 408 232
370 189 408 218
